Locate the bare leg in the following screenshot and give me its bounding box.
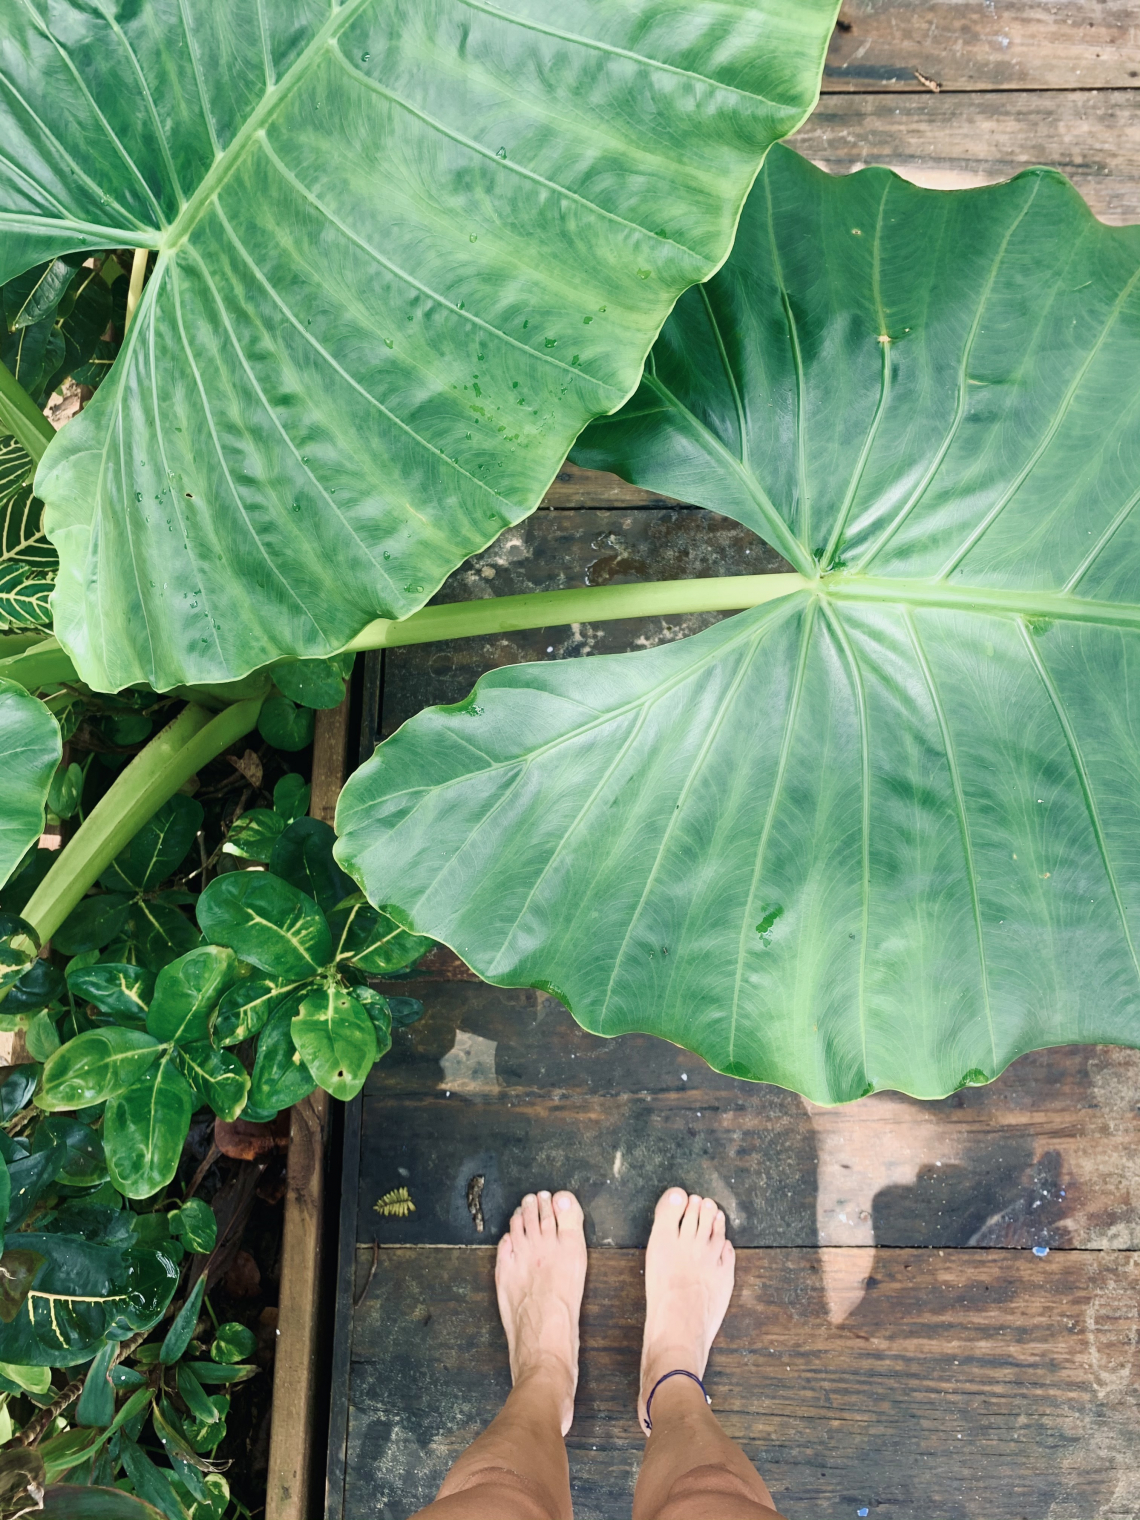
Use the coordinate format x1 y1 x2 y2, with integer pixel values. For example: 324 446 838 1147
632 1189 786 1520
412 1189 587 1520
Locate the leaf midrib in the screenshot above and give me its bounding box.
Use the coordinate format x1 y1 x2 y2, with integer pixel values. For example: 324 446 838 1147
824 574 1140 628
160 0 374 253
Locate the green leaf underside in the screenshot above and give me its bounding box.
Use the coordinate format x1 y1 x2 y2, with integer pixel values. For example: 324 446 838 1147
0 676 60 888
7 0 839 691
337 149 1140 1103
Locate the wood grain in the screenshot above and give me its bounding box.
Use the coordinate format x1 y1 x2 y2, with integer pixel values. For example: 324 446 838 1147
347 1245 1140 1520
822 1 1140 92
265 1090 331 1520
307 698 350 826
791 89 1140 223
358 982 1140 1253
266 701 349 1520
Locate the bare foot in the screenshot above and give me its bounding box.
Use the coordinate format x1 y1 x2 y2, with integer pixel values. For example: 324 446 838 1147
638 1188 735 1434
495 1189 587 1436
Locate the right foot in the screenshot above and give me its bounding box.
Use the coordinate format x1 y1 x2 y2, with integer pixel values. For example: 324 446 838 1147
496 1190 587 1436
638 1188 735 1434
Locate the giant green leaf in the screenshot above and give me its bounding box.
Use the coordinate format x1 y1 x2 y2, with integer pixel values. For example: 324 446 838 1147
0 676 59 886
4 0 839 692
337 149 1140 1103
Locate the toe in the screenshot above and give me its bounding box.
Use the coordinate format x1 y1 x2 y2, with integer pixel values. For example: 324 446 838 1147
680 1193 703 1238
520 1193 539 1236
698 1196 718 1241
497 1231 514 1264
553 1191 584 1234
537 1190 555 1233
713 1208 726 1240
656 1187 688 1218
653 1188 689 1236
720 1237 736 1270
510 1206 526 1245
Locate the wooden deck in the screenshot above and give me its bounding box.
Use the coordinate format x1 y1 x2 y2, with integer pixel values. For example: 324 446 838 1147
325 9 1140 1518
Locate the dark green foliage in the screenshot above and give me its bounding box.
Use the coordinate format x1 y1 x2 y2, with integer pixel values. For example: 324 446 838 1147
256 698 313 752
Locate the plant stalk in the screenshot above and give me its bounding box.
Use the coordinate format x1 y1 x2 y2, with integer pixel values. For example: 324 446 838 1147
124 247 149 331
344 572 812 652
22 697 263 942
0 636 77 691
0 358 55 466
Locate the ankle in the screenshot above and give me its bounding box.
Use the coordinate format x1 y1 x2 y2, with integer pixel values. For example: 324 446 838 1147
642 1345 704 1393
509 1359 576 1433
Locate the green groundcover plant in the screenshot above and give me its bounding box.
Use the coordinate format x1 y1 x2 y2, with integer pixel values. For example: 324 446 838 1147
0 2 844 1508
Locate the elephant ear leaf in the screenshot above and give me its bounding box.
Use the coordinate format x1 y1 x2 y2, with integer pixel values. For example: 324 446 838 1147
337 148 1140 1104
13 0 840 692
0 678 60 888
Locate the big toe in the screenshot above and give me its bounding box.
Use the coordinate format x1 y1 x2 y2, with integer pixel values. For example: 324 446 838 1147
652 1187 689 1234
553 1191 584 1235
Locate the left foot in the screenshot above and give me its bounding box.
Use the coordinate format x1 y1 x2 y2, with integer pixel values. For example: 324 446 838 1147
638 1188 735 1434
496 1190 587 1436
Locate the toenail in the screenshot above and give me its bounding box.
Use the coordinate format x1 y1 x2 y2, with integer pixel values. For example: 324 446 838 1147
538 1190 551 1199
556 1194 572 1210
669 1190 686 1206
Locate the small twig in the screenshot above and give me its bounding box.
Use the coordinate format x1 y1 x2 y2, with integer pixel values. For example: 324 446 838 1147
912 67 941 92
18 1378 85 1446
5 1107 37 1138
183 1142 221 1204
354 1240 380 1309
17 1319 161 1446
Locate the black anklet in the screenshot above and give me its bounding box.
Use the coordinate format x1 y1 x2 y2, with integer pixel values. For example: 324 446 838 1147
643 1369 711 1432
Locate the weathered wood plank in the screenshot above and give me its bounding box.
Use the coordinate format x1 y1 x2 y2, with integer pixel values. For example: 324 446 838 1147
379 506 788 735
791 90 1140 224
822 1 1140 92
266 702 347 1520
358 983 1140 1254
538 461 683 511
346 1245 1140 1520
